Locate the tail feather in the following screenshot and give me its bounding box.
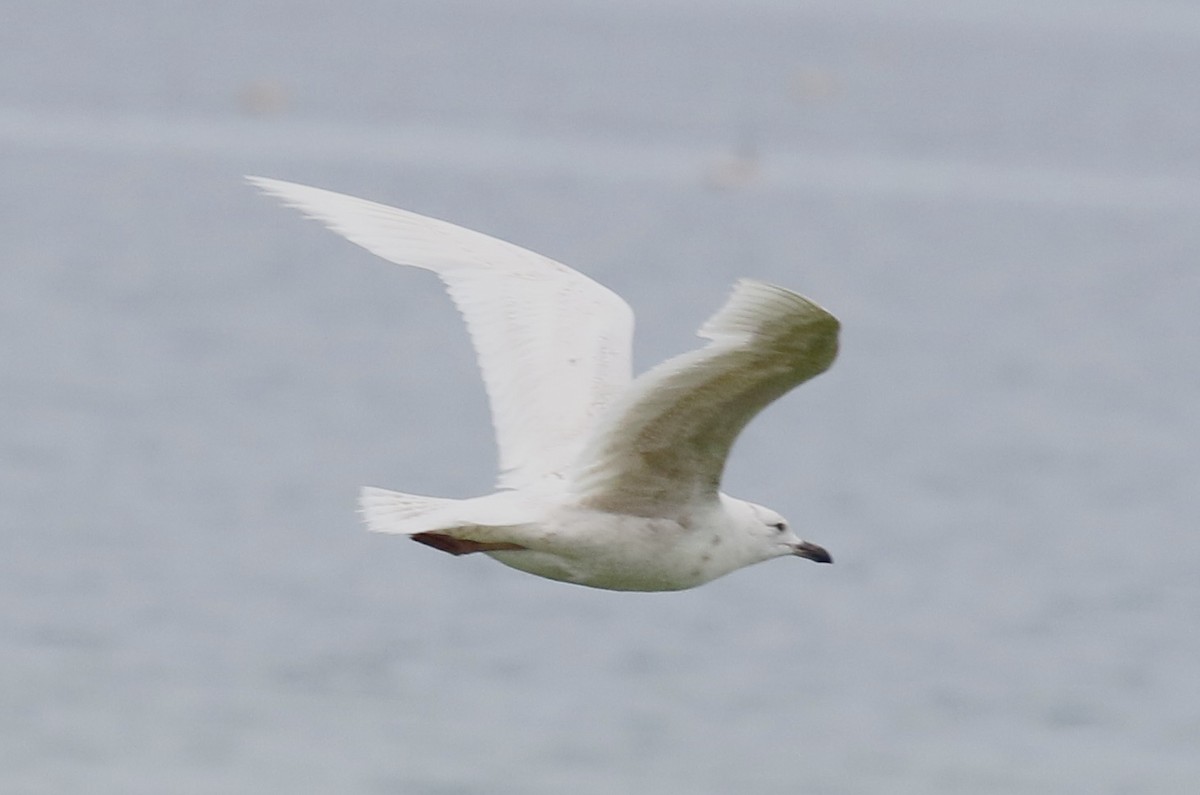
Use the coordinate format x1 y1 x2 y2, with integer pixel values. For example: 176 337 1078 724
358 486 457 535
358 486 543 551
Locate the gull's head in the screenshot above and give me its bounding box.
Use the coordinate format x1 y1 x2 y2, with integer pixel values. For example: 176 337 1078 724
739 500 833 565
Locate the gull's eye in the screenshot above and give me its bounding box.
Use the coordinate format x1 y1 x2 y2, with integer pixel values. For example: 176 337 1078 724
772 522 787 533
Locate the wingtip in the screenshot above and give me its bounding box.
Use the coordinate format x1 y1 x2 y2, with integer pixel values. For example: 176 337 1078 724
245 175 299 198
244 176 347 226
244 175 296 204
699 279 839 341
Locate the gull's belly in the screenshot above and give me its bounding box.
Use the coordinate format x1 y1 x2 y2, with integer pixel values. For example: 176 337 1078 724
486 509 740 592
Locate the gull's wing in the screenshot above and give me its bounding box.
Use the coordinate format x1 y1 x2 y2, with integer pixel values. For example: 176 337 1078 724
570 280 838 516
248 177 634 489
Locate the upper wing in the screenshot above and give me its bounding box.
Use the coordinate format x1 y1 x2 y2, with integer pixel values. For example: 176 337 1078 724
248 177 635 489
570 280 838 516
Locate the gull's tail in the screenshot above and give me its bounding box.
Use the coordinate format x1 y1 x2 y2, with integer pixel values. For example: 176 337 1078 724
358 487 542 556
358 487 457 535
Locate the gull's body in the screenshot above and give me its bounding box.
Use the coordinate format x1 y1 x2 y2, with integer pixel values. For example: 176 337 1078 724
250 177 840 591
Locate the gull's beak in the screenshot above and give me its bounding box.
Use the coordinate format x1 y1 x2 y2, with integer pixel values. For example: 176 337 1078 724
794 541 833 564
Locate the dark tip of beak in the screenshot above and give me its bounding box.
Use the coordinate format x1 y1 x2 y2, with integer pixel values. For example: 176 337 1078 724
794 541 833 564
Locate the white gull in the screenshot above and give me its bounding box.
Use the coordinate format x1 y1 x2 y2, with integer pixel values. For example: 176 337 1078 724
249 177 839 591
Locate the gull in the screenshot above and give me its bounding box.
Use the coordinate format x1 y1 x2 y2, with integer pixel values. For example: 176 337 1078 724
249 177 840 591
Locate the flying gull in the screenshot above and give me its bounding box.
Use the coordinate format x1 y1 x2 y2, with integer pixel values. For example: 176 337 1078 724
249 177 839 591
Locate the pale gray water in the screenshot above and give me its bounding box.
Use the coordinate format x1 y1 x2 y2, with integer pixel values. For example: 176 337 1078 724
1 2 1198 793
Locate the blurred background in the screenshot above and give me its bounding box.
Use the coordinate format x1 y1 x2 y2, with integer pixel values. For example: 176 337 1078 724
2 1 1198 793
